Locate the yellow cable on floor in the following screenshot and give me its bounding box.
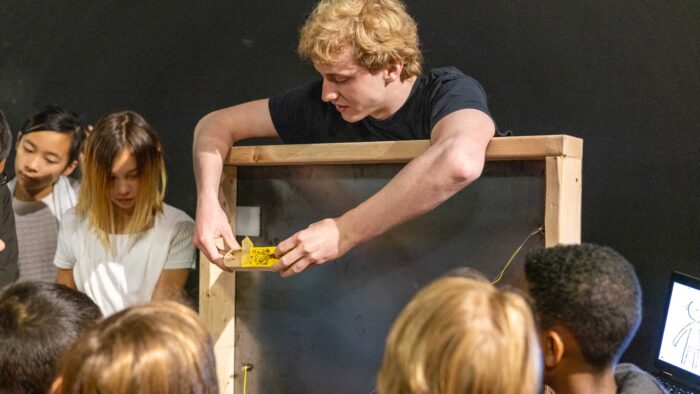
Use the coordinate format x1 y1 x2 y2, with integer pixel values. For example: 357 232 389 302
242 364 251 394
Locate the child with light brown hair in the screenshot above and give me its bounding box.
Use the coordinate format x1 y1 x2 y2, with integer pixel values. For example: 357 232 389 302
55 111 195 315
52 301 218 394
377 275 542 394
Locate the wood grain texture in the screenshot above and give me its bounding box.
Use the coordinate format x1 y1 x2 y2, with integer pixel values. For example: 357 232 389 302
545 156 582 246
199 168 238 394
225 135 583 166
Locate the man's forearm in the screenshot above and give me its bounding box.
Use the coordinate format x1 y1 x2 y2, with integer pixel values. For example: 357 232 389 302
193 114 234 201
335 135 486 253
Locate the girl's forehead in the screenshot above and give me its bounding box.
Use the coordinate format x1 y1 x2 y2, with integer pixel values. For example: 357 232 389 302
111 150 137 173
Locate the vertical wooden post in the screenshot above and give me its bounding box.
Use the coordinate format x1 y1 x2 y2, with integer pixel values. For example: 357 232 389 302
199 166 238 394
545 156 582 246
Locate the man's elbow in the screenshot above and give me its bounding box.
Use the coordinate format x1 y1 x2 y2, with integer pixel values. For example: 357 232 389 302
194 112 219 139
441 144 485 187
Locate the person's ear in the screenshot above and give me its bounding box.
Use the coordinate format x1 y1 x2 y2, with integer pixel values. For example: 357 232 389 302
62 159 78 176
0 158 5 173
543 330 565 369
49 376 63 394
384 61 404 84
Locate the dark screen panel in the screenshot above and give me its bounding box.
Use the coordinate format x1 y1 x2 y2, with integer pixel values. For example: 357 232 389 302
234 161 544 393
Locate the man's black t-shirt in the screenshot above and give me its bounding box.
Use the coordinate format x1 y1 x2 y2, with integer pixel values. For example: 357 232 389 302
268 67 491 144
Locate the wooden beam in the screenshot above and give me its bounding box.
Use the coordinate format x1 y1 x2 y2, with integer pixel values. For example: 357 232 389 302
199 167 238 394
207 134 583 390
544 156 582 246
225 135 582 166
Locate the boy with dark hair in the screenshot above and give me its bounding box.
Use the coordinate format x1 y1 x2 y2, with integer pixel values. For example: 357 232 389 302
8 105 86 282
0 110 18 288
525 243 666 394
0 281 102 394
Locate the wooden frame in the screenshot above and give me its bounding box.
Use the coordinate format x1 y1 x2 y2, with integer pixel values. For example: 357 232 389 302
200 134 582 393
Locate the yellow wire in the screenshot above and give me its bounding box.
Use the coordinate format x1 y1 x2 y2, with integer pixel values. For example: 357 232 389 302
491 225 544 285
242 364 250 394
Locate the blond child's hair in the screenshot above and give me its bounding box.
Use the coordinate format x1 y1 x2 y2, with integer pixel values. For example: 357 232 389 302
298 0 422 80
377 276 542 394
77 111 166 246
54 301 218 394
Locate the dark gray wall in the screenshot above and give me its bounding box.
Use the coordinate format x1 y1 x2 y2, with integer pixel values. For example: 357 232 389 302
1 0 698 373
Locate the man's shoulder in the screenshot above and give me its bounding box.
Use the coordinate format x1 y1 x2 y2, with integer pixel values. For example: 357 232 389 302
421 67 483 89
273 79 323 102
425 66 471 81
427 66 465 77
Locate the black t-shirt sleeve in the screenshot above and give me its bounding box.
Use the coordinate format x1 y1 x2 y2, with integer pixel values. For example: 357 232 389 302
428 68 491 131
268 80 324 144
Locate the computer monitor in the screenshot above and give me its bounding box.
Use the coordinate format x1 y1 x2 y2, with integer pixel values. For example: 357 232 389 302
655 271 700 390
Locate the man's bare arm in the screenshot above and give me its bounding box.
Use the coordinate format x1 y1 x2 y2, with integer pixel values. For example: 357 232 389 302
192 99 278 269
274 108 495 276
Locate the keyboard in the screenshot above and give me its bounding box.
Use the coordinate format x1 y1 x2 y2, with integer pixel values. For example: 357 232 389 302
659 377 698 394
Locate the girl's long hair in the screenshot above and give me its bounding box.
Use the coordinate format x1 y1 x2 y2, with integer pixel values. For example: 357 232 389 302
77 111 166 247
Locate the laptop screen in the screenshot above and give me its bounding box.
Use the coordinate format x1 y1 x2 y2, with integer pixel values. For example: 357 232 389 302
656 271 700 386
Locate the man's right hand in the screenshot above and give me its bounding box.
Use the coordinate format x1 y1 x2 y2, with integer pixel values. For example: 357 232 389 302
193 197 239 272
191 99 277 271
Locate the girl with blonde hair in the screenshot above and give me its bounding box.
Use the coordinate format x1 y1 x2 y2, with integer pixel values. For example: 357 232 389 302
52 301 218 394
55 111 195 315
377 276 542 394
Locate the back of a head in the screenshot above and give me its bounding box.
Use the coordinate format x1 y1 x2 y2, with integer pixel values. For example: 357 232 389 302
298 0 422 80
0 282 102 394
56 301 218 394
20 105 86 164
378 276 541 394
524 243 642 369
0 111 11 162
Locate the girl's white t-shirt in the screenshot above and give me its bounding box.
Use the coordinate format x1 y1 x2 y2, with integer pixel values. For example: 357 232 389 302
54 204 195 315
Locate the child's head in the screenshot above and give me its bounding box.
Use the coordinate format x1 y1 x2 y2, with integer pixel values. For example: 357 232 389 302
524 243 642 379
78 111 166 240
377 276 542 394
53 301 218 394
13 106 85 197
0 281 102 394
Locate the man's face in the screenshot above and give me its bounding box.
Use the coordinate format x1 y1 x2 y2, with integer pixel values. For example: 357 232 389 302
14 131 74 198
314 48 393 123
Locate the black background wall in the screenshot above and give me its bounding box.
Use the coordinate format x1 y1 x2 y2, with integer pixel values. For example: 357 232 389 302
1 1 698 372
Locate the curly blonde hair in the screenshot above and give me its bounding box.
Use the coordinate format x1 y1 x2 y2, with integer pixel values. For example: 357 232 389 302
377 276 542 394
298 0 422 80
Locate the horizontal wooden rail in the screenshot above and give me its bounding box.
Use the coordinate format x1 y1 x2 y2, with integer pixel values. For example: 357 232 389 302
225 135 582 166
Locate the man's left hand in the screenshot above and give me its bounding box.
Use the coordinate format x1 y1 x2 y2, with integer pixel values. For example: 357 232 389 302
273 218 345 277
